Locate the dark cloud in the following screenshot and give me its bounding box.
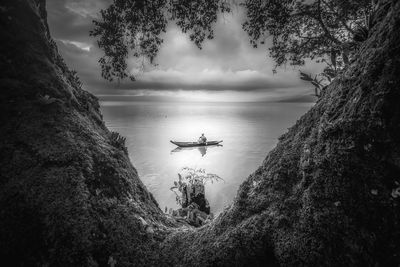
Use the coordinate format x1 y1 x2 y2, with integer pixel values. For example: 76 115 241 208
47 0 107 41
47 1 322 101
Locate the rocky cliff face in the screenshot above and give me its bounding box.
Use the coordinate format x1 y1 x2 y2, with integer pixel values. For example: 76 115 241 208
0 0 399 266
0 0 176 265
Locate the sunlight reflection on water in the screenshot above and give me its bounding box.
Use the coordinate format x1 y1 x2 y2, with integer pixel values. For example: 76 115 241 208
100 101 313 215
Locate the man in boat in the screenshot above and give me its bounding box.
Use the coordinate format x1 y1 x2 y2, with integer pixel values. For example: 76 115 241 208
198 133 207 144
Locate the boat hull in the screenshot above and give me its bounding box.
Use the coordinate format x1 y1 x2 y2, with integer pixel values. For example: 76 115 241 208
170 140 223 147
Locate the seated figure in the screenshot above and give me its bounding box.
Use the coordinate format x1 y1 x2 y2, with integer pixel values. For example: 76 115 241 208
198 133 207 144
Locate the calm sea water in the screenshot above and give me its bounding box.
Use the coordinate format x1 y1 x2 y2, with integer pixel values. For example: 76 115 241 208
100 101 312 215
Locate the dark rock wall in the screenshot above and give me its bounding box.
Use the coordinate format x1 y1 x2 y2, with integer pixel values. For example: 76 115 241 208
0 0 399 266
0 0 174 266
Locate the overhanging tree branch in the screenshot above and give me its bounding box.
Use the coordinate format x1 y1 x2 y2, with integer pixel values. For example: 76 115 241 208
315 0 342 45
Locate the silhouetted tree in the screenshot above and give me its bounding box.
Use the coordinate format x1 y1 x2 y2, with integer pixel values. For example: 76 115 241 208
91 0 373 82
243 0 373 70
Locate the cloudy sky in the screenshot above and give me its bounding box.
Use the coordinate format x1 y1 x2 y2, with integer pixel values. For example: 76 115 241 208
46 0 322 102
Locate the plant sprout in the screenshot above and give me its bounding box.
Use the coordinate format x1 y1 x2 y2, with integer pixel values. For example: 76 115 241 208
170 167 224 206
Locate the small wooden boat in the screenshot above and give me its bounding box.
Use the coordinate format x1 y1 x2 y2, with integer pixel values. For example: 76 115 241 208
170 140 223 147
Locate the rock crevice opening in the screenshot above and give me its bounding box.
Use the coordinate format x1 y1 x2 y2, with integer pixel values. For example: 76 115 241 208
0 0 399 266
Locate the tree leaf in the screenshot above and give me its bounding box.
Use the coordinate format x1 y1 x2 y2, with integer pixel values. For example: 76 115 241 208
311 81 321 88
299 71 313 81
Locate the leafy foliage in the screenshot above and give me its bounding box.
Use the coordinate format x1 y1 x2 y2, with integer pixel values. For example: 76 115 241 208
90 0 169 82
69 70 82 89
90 0 229 82
299 46 340 97
110 131 127 153
242 0 373 71
300 71 324 97
91 0 374 84
170 167 223 205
